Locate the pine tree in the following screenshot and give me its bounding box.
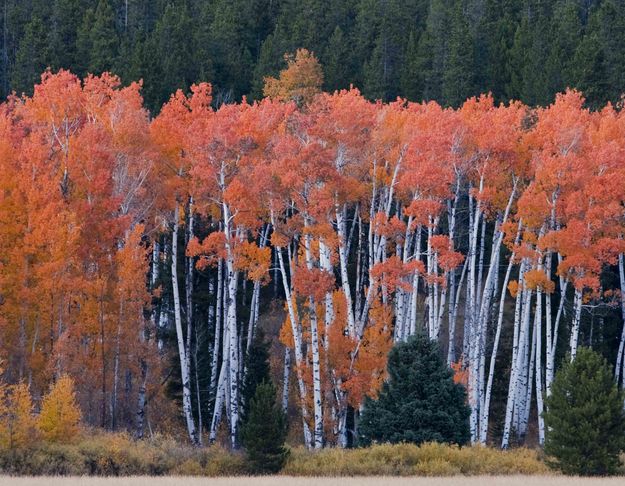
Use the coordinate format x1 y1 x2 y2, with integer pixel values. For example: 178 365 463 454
324 26 353 92
442 0 475 107
545 0 582 98
592 0 625 105
11 16 50 96
145 3 197 111
241 328 271 423
359 333 471 446
474 0 518 103
240 381 289 473
417 0 449 103
88 0 119 74
76 7 96 77
399 29 423 102
543 347 625 476
571 30 606 109
48 0 87 71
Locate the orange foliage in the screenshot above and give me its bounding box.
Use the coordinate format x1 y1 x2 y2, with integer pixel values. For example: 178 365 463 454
263 49 323 107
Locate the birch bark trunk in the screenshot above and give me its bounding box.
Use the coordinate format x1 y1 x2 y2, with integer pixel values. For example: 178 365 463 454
172 203 198 445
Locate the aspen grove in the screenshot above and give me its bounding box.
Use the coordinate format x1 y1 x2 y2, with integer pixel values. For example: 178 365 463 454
2 64 625 450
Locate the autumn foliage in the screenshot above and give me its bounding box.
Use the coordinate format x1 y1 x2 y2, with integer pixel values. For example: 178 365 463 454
37 375 82 444
1 62 625 451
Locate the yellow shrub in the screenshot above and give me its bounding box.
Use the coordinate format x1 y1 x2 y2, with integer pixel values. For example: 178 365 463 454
37 375 81 443
171 459 204 476
0 383 37 450
283 443 550 476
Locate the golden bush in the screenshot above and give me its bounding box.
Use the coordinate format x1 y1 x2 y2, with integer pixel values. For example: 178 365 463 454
37 375 82 444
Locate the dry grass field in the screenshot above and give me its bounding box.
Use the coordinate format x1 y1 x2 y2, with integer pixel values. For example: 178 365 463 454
0 477 624 486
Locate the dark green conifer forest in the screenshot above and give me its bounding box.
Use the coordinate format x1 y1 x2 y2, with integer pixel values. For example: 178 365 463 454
3 0 625 112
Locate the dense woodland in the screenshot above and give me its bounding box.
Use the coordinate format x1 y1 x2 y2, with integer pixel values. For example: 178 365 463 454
3 0 625 111
2 0 625 454
1 48 625 451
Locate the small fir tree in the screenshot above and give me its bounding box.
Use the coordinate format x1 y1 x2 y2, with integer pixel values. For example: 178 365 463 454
240 381 289 474
543 347 625 475
37 375 82 444
241 328 271 423
359 333 470 446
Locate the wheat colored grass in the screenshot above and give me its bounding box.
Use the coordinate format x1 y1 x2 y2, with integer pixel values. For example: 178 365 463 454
0 477 624 486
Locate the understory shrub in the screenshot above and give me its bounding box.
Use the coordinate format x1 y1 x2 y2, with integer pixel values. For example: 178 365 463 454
283 442 550 476
0 432 247 476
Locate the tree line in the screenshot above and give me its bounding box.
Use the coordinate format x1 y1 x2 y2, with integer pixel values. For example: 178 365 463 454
3 0 625 112
1 52 625 450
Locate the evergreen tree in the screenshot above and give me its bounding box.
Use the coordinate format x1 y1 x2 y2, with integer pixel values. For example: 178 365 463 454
359 333 470 446
571 30 606 109
11 16 50 96
543 347 625 476
76 7 96 77
442 0 475 107
241 328 271 423
48 0 87 71
546 0 582 97
89 0 119 74
417 0 449 102
507 6 556 106
359 0 422 101
474 0 518 103
145 2 196 111
399 30 423 101
324 26 353 92
240 381 289 473
593 0 625 104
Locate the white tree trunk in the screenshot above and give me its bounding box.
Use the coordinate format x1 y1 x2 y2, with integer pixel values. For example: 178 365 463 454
534 285 545 445
570 288 583 361
501 259 528 449
303 232 324 449
271 216 312 447
172 203 198 445
336 205 356 336
282 347 291 413
615 254 625 386
209 259 223 399
480 248 516 443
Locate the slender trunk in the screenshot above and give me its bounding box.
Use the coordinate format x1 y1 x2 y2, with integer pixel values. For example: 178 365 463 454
209 356 228 443
303 231 323 449
547 268 567 394
194 322 203 445
502 259 527 449
615 254 625 386
480 248 516 443
135 357 148 439
282 347 291 413
535 285 545 445
337 205 356 336
570 288 583 361
172 203 198 445
111 301 122 430
271 212 313 447
210 259 223 398
448 253 468 364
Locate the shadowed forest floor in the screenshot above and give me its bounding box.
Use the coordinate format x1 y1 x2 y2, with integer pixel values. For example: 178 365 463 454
1 477 625 486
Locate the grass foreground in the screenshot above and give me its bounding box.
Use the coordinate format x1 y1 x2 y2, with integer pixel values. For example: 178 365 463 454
0 432 552 476
1 477 625 486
